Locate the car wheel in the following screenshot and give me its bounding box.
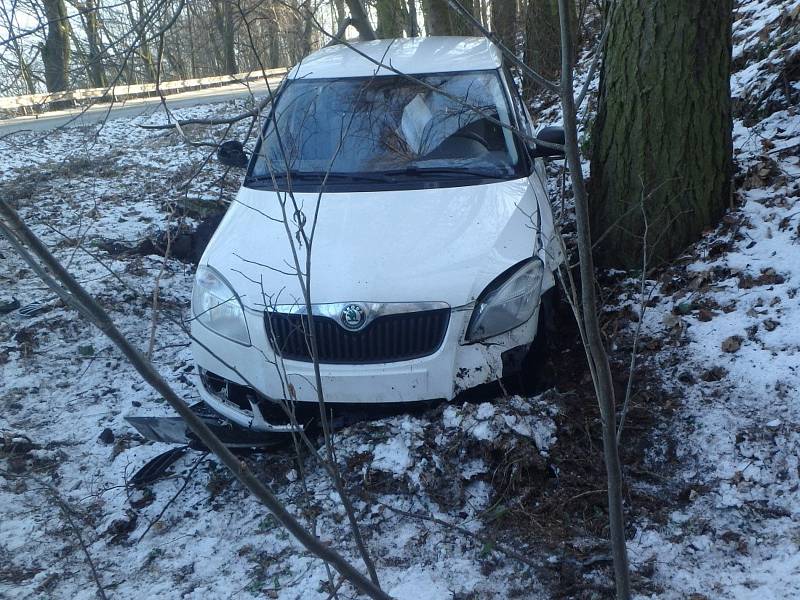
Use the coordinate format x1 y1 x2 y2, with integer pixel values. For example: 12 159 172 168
514 285 559 395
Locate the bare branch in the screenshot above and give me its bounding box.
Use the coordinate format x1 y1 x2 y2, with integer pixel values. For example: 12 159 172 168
0 199 391 600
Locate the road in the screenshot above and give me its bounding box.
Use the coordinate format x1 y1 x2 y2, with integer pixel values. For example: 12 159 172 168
0 78 281 135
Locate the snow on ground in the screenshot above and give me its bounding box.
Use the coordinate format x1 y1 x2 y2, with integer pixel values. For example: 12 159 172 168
2 1 799 598
621 2 800 596
0 98 555 598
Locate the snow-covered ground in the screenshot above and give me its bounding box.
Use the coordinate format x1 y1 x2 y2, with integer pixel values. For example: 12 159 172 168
626 2 800 596
2 1 799 598
0 99 559 598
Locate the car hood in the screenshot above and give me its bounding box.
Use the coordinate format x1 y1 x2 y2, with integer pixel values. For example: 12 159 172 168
202 178 540 309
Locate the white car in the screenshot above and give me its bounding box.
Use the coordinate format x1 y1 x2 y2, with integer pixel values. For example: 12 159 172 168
191 37 565 432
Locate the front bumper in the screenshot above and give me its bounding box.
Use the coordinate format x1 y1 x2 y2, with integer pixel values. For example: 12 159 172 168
190 302 542 430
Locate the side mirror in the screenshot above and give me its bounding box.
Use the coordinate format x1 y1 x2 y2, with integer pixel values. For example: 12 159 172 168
529 126 566 159
217 140 249 169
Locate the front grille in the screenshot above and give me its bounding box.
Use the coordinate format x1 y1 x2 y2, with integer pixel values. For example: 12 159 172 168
265 308 450 364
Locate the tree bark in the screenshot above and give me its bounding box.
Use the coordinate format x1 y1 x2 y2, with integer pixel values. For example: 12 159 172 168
590 0 734 268
345 0 377 40
375 0 405 39
213 0 237 74
376 0 406 38
421 0 452 35
524 0 575 90
407 0 420 36
490 0 516 52
334 0 347 25
82 0 106 87
41 0 71 93
450 0 474 35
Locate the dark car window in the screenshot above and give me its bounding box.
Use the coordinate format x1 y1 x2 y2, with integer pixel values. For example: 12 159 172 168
248 70 525 191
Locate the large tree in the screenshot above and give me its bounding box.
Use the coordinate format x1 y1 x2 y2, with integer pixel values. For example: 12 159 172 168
345 0 377 39
490 0 516 52
421 0 452 35
213 0 237 74
590 0 734 268
523 0 575 93
376 0 406 37
79 0 106 87
41 0 72 93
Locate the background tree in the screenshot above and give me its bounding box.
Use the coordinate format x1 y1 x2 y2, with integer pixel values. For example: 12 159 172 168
376 0 406 37
212 0 237 74
421 0 452 35
490 0 516 52
590 0 734 268
40 0 72 92
406 0 420 36
80 0 106 87
345 0 377 39
449 0 474 35
523 0 576 94
0 0 39 94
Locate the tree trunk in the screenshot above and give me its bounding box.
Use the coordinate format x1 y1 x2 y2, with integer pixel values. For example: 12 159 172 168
479 0 489 28
82 0 106 87
376 0 406 37
524 0 575 89
421 0 452 35
490 0 516 52
407 0 420 36
334 0 347 25
41 0 71 93
132 0 156 82
590 0 733 268
346 0 377 40
451 0 476 35
213 0 237 74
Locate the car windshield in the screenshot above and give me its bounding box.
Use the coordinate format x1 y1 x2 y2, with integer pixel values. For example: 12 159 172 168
249 70 522 187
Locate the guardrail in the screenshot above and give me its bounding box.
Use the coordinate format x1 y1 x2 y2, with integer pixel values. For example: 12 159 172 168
0 67 289 112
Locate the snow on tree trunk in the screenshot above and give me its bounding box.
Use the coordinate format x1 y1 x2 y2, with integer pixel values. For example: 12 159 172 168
590 0 734 269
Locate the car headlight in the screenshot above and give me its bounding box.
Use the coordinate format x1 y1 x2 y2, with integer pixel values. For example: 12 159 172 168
191 265 251 345
466 259 544 342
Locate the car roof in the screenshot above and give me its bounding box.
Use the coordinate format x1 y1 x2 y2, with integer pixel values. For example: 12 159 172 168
288 37 503 80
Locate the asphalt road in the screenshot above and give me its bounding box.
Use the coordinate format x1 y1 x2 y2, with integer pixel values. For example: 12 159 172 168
0 78 281 135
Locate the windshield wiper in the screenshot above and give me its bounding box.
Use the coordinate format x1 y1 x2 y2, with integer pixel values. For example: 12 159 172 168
248 171 390 184
382 166 509 178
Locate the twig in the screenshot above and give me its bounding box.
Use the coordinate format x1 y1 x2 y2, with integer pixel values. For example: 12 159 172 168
376 500 540 571
137 451 208 542
0 200 391 600
137 94 276 130
617 188 654 443
38 480 109 600
556 0 631 596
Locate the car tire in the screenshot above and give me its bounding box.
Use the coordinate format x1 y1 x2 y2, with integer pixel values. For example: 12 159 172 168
514 284 559 395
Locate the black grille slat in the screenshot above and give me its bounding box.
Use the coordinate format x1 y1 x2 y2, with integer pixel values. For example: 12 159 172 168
265 308 449 364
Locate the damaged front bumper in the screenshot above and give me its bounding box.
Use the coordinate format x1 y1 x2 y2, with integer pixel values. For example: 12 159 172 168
124 402 290 447
190 302 543 432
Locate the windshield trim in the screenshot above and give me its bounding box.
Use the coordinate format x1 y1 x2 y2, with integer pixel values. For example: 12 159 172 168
244 68 529 193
